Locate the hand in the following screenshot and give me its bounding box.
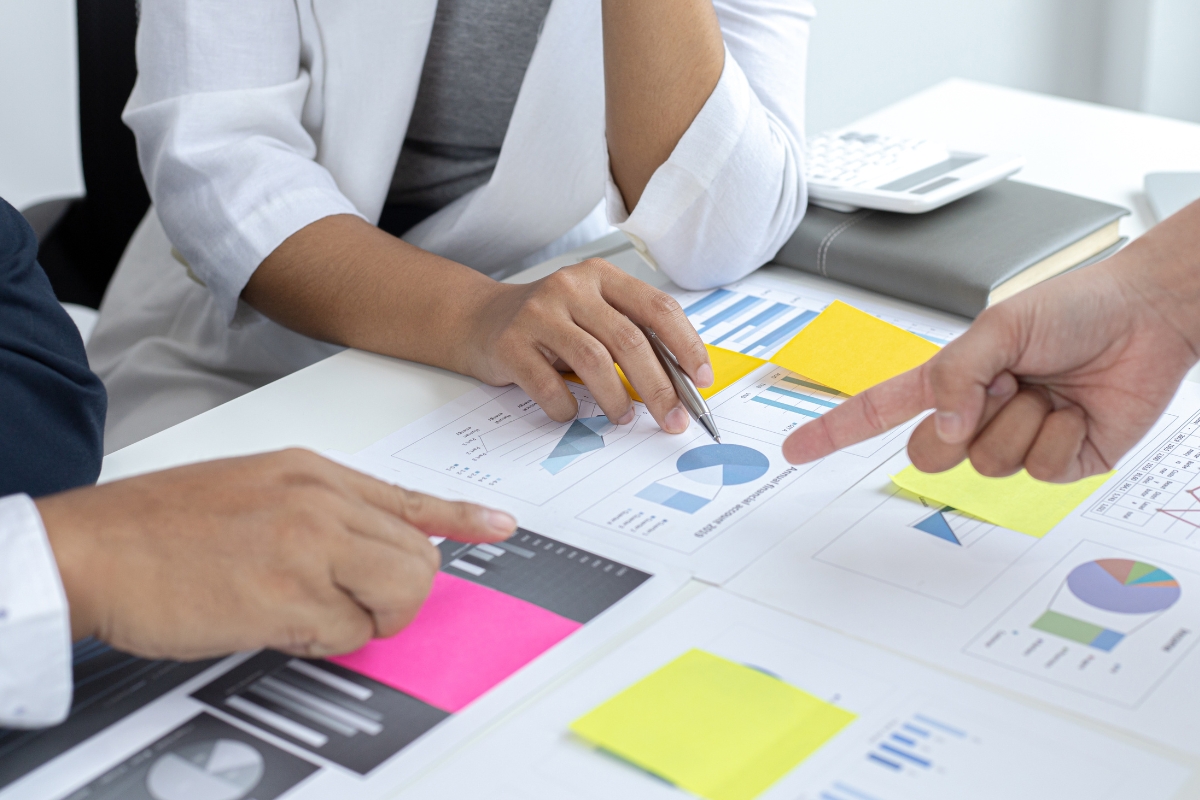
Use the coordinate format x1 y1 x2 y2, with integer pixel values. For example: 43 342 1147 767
244 218 710 434
37 449 517 660
782 201 1200 481
458 258 713 432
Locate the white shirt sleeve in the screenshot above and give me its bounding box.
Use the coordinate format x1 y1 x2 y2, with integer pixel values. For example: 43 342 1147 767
0 494 73 728
606 0 814 290
123 0 365 325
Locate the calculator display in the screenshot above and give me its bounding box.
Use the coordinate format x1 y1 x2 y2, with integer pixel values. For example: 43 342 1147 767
878 155 981 192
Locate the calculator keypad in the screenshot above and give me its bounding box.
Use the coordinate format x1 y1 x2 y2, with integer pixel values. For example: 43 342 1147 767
805 132 950 190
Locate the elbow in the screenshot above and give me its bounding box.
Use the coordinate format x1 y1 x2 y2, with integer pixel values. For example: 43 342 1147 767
651 171 809 292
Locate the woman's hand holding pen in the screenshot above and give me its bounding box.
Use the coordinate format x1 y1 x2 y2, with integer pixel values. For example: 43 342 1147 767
458 258 714 433
244 217 711 434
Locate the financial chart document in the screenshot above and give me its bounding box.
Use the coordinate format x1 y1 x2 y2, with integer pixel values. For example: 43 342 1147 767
345 274 966 582
0 535 686 800
729 382 1200 754
398 589 1187 800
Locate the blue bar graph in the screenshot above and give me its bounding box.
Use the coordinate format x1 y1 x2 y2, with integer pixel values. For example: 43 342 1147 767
682 288 732 316
711 302 793 346
751 397 821 417
697 296 763 332
868 753 901 770
914 714 967 738
765 386 838 408
901 723 930 737
880 743 931 767
890 733 916 746
782 375 845 396
742 310 818 354
831 784 885 800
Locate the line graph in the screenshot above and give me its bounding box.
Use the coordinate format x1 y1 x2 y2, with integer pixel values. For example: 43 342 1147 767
392 384 659 505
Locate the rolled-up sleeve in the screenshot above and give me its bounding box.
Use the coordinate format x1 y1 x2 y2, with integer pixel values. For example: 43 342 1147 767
123 0 364 324
0 494 72 728
606 0 813 290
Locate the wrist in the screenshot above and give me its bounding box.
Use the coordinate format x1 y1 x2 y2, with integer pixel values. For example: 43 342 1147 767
36 493 102 642
1110 201 1200 359
444 278 512 378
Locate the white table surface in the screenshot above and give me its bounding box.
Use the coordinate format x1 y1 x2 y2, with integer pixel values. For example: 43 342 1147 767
97 78 1200 796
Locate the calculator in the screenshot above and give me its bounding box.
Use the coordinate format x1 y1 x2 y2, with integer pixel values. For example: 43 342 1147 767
805 131 1025 214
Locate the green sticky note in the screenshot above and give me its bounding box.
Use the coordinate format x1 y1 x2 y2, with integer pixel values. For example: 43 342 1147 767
569 649 856 800
891 461 1114 538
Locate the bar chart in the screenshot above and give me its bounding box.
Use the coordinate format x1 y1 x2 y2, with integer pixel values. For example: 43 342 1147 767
677 281 957 362
866 713 965 774
0 640 217 790
708 366 910 456
193 530 651 774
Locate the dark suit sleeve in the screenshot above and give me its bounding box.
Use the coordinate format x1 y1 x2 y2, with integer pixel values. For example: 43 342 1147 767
0 197 107 497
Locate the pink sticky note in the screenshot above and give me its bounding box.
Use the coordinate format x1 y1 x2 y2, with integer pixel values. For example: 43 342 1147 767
329 572 581 713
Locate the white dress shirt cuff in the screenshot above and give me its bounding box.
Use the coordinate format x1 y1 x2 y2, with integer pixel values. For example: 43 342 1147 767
200 185 365 327
605 44 751 265
0 494 73 728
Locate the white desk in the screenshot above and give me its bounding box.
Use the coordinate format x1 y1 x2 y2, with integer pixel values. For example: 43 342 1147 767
98 79 1200 796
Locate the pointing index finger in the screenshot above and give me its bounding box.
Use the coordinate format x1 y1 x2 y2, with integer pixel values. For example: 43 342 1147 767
781 364 934 463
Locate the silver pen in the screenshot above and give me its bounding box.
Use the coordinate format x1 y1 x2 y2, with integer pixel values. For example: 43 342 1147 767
638 325 722 443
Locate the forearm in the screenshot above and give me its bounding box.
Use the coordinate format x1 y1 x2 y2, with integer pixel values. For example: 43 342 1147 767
1112 199 1200 357
602 0 724 210
241 215 495 374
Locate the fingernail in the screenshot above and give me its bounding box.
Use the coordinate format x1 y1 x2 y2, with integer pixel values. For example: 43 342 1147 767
617 408 635 425
484 509 517 535
987 373 1017 397
695 363 714 388
934 411 965 443
665 406 689 433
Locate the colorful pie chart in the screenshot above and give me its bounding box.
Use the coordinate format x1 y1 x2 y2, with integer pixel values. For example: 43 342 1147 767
1066 559 1182 615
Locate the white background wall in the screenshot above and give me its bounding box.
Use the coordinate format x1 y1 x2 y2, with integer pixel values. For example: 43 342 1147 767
807 0 1200 134
0 0 1196 210
0 0 83 212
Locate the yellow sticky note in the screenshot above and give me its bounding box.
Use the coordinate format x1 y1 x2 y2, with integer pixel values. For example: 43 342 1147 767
770 301 940 395
565 344 766 402
892 461 1114 538
570 649 855 800
700 345 768 398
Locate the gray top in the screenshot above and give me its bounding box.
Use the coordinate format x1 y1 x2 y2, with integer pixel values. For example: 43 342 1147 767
388 0 553 210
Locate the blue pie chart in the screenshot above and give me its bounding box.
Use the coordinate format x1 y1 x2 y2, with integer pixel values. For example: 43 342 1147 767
676 444 770 486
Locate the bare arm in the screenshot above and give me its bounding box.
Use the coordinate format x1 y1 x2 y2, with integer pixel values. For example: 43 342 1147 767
40 450 515 659
602 0 725 210
243 216 713 433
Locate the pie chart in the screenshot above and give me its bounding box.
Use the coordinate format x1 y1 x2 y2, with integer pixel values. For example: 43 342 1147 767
146 739 264 800
676 444 770 486
1066 559 1182 614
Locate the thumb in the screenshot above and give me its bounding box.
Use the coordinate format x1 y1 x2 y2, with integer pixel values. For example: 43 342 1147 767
926 308 1023 444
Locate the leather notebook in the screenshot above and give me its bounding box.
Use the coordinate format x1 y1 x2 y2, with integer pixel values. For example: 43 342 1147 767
772 180 1129 318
